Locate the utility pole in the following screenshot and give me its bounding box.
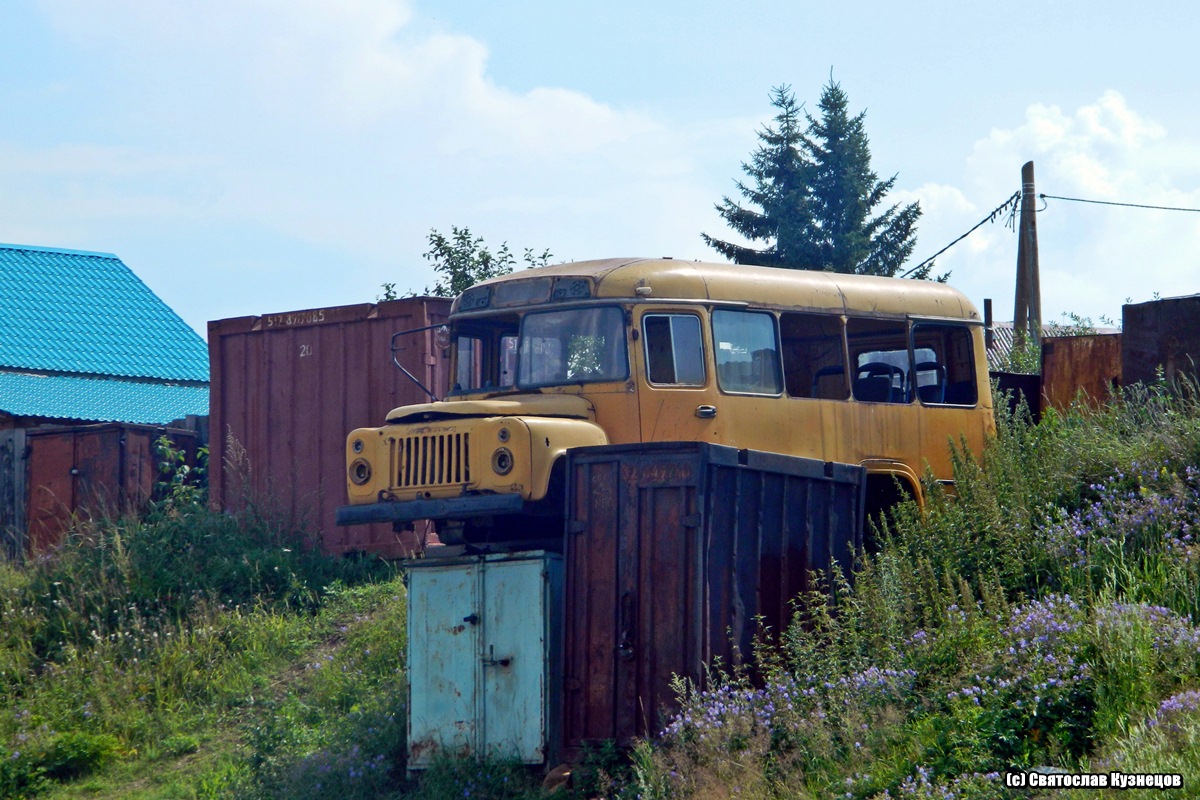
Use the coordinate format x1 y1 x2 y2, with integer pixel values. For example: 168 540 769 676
1013 161 1042 350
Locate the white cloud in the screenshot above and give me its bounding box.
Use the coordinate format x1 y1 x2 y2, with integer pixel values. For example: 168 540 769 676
8 0 708 332
40 0 664 158
922 92 1200 322
23 4 1196 343
889 184 989 278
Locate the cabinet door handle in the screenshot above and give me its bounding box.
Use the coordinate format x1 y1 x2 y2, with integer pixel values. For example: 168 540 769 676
482 644 511 668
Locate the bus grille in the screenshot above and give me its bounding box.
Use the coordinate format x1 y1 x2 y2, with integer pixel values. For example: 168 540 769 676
394 433 471 488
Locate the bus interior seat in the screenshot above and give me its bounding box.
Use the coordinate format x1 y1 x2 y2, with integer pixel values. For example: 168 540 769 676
855 362 905 403
911 361 947 404
854 375 893 402
752 349 779 392
718 361 749 390
719 352 780 394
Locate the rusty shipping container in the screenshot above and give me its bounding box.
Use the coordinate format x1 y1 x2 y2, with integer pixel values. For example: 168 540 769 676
208 298 452 557
0 423 200 556
1123 295 1200 388
561 442 865 756
1041 333 1122 412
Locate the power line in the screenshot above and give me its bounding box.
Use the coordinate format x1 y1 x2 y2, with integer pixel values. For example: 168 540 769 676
902 191 1021 278
902 189 1200 281
1040 193 1200 213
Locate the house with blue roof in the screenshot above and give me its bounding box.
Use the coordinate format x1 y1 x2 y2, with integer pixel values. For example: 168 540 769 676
0 243 209 427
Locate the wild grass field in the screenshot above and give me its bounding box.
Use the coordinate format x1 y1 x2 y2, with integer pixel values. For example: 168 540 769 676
5 381 1200 799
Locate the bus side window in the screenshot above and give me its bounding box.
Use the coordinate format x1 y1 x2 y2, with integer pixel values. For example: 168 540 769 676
780 312 847 399
911 323 978 405
643 314 705 386
712 310 782 395
847 318 910 404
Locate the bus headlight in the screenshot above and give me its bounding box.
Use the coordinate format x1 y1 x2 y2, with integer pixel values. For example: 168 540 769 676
491 447 514 475
349 458 372 485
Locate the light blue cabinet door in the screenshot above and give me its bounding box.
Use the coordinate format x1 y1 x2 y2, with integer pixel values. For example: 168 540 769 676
481 557 549 762
407 562 480 768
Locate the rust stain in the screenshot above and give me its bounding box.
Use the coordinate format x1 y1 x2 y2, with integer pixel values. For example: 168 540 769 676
1041 334 1122 412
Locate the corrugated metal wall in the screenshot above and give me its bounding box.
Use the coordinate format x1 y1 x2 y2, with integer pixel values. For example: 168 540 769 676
0 423 199 556
1041 333 1122 411
1123 295 1200 388
561 442 865 755
207 298 452 557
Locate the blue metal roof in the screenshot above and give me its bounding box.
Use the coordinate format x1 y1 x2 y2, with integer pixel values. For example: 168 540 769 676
0 243 209 382
0 369 208 425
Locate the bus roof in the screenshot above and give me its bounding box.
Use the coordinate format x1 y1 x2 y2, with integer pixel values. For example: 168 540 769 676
454 257 982 321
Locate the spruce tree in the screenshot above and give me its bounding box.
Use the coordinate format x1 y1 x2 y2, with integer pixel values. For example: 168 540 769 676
701 86 809 268
704 80 927 278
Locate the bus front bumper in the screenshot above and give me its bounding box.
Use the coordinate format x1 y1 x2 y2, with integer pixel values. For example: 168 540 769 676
334 493 527 526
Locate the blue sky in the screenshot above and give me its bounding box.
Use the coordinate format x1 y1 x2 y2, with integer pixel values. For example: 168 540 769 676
3 1 1198 337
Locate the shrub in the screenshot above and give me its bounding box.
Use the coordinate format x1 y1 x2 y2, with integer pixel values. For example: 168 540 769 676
36 730 120 780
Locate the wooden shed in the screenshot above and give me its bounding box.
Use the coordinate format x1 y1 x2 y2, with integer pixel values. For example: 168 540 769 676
1 423 201 557
0 242 210 556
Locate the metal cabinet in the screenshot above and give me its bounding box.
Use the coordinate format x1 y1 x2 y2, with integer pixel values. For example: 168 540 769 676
561 442 865 757
406 550 562 768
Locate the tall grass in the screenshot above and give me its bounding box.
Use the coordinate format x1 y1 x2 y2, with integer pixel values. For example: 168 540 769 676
0 446 400 799
0 439 551 800
11 384 1200 799
634 382 1200 799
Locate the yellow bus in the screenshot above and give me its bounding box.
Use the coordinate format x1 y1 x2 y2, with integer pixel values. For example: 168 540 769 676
337 258 994 542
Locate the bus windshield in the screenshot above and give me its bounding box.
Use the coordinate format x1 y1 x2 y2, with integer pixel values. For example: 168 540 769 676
452 306 628 392
517 306 628 387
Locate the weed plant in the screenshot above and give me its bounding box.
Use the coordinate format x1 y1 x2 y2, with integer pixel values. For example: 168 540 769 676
0 439 400 798
216 578 413 800
633 381 1200 798
10 383 1200 799
0 436 538 800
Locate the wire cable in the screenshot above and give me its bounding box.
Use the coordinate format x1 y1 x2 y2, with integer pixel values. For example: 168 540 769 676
902 189 1200 280
1040 194 1200 213
901 191 1021 278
